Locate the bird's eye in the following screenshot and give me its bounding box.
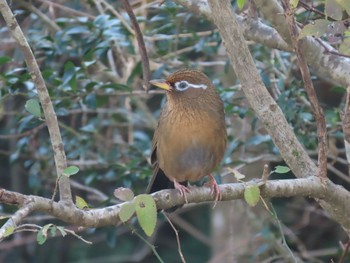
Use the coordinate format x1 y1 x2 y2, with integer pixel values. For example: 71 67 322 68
175 81 188 91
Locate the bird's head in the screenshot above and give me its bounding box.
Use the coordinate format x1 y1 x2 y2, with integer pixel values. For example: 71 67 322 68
150 69 214 99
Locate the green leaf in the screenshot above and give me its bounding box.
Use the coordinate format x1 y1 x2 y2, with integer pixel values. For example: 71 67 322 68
336 0 350 15
37 229 47 245
114 187 135 201
37 224 53 245
230 169 245 180
62 166 79 177
325 0 344 20
50 225 57 237
0 56 11 66
75 196 89 209
299 19 331 39
244 185 260 207
237 0 247 10
119 203 136 223
62 61 78 92
134 194 157 237
274 165 291 174
290 0 299 9
339 38 350 56
3 226 14 237
80 123 97 133
25 99 41 117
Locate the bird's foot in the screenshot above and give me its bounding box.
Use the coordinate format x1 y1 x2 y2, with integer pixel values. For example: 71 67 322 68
174 180 190 204
204 174 222 208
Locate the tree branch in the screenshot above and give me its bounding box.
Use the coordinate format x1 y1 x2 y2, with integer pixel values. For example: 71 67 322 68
207 0 350 236
281 0 328 178
0 177 345 240
253 0 350 87
174 0 290 51
121 0 150 90
207 0 317 178
0 0 72 204
174 0 350 87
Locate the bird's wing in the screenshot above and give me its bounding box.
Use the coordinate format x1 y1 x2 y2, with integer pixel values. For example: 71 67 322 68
146 111 174 193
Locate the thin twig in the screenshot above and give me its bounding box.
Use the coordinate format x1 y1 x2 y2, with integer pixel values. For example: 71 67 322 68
51 175 62 201
121 0 150 90
18 0 61 32
270 204 299 262
338 240 350 263
282 0 328 179
163 213 186 263
64 228 93 245
99 0 135 34
315 38 350 59
298 0 327 18
0 123 46 139
37 0 95 19
262 164 270 183
145 30 216 41
128 226 164 263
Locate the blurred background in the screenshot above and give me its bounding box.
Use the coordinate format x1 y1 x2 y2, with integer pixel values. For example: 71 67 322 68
0 0 348 262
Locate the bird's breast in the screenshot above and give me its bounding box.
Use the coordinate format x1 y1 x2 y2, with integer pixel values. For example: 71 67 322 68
156 109 226 182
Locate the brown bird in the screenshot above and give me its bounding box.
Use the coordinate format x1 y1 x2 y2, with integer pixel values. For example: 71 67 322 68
146 69 227 205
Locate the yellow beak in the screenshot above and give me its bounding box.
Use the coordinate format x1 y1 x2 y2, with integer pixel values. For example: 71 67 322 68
149 79 172 91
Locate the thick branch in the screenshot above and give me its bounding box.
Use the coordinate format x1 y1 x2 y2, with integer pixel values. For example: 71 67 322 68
0 0 72 203
207 0 317 178
174 0 290 51
174 0 350 87
253 0 350 87
1 177 345 240
207 0 350 236
282 0 328 178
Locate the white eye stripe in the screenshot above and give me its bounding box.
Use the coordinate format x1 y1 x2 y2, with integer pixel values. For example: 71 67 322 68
174 80 207 91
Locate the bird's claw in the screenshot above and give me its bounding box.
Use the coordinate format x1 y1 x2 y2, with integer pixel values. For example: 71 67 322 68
204 174 222 208
174 180 190 203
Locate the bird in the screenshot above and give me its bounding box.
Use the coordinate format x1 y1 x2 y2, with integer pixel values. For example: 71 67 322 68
146 69 227 207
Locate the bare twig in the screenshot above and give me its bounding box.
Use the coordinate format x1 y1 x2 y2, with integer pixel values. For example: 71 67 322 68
37 0 95 19
64 228 93 244
99 0 134 34
262 164 270 183
298 0 327 18
127 226 164 263
0 123 46 139
121 0 150 90
0 0 72 203
282 0 328 179
315 38 350 59
18 0 61 32
338 240 350 263
270 204 299 262
163 213 186 263
168 213 211 246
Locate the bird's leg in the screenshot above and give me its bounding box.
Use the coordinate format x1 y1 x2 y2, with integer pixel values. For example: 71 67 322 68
204 174 222 207
174 180 190 204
